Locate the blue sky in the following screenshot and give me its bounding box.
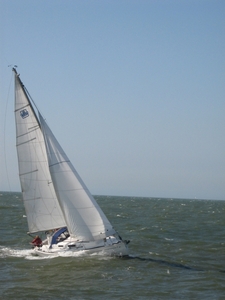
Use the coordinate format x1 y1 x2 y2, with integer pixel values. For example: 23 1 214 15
0 0 224 200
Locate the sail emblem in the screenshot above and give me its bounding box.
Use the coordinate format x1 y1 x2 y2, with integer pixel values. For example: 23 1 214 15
20 109 29 119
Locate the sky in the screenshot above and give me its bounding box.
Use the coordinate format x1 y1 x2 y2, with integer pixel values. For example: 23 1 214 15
0 0 224 200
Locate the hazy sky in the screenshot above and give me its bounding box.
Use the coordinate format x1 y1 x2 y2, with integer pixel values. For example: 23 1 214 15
0 0 224 200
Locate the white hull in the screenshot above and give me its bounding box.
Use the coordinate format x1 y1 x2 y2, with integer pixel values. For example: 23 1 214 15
33 239 129 257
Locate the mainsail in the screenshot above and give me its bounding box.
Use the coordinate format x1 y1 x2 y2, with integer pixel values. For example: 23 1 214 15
14 69 66 233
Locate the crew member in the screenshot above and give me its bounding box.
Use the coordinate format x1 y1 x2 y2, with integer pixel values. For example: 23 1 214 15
31 235 42 247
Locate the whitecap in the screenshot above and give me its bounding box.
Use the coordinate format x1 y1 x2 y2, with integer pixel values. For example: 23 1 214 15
140 227 147 231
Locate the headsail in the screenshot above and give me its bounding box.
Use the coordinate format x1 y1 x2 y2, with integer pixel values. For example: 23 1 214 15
39 113 116 241
14 69 66 233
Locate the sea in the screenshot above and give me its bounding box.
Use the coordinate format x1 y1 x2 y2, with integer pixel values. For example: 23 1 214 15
0 192 224 299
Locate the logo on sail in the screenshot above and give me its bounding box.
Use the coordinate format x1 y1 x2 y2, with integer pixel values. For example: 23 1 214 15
20 109 29 119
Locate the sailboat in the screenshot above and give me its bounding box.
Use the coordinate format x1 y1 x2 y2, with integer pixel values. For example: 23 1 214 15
13 68 129 257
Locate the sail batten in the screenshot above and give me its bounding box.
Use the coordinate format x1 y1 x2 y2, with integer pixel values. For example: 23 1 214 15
23 197 41 201
19 169 38 176
16 137 36 146
49 160 70 167
17 125 40 138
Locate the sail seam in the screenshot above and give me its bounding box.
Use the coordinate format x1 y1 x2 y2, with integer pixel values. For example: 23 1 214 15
15 104 29 112
17 137 36 146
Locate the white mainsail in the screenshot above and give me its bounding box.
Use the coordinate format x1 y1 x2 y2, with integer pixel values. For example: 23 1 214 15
39 113 116 241
14 70 66 233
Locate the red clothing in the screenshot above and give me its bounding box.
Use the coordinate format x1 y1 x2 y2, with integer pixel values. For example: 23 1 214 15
31 236 42 247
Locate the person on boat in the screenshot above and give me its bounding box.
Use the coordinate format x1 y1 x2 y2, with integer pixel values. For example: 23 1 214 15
31 235 42 247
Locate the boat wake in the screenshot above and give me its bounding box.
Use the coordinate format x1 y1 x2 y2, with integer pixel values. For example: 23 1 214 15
124 255 225 273
1 246 224 273
0 246 35 259
0 245 114 260
125 254 200 271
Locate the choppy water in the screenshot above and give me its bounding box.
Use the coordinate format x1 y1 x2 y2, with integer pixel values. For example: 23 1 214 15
0 192 224 299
